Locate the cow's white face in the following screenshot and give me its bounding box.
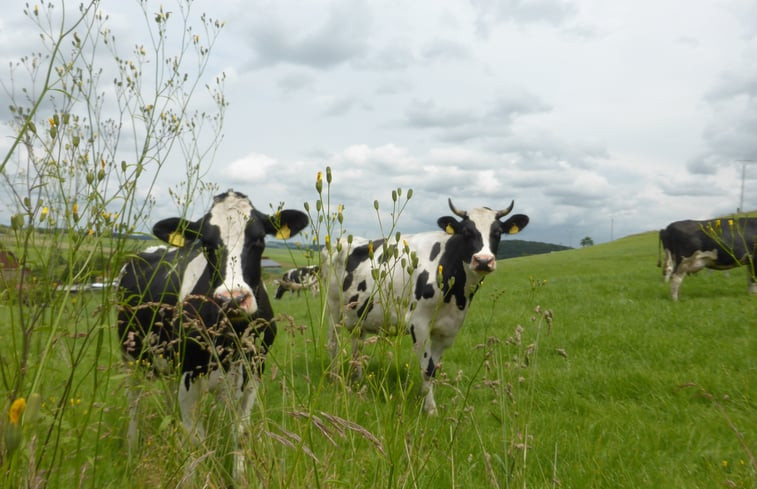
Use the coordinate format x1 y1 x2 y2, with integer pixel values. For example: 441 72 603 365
152 189 309 317
438 201 529 276
466 207 500 273
208 192 257 314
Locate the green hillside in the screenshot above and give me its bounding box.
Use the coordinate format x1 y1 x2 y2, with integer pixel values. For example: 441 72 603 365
2 230 753 488
259 230 755 488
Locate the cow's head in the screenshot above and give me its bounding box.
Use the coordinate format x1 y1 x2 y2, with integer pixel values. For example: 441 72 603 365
437 198 529 273
152 189 308 314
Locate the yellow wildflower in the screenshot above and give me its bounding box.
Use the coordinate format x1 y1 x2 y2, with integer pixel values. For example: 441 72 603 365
8 397 26 425
316 171 323 193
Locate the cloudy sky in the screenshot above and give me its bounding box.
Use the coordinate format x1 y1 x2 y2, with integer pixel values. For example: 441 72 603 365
2 0 756 246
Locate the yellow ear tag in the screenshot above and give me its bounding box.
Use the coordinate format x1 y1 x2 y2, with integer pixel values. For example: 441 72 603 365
445 224 455 235
508 225 520 234
275 224 291 240
168 231 185 247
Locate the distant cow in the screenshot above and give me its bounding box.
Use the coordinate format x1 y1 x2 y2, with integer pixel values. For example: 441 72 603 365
274 265 320 299
117 190 308 476
322 198 529 414
658 218 757 300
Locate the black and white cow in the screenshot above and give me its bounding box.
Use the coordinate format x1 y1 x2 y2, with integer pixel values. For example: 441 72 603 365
322 198 529 414
274 265 320 299
117 190 308 474
658 218 757 300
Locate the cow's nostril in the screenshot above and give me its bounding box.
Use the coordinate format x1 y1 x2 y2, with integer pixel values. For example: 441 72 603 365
215 292 231 305
473 255 496 271
232 292 250 306
214 290 248 307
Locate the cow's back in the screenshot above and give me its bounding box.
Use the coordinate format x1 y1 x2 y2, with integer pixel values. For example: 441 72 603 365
322 232 468 335
668 218 756 266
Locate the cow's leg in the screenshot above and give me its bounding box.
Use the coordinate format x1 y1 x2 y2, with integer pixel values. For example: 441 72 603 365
178 371 206 441
410 322 438 415
414 323 458 415
670 271 685 301
350 329 365 381
663 251 674 282
234 373 258 480
216 362 258 482
126 379 140 453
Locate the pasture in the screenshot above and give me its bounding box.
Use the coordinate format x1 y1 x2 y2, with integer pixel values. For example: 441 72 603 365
1 230 754 488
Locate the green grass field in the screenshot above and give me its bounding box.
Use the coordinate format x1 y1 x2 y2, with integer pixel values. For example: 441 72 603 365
1 231 754 488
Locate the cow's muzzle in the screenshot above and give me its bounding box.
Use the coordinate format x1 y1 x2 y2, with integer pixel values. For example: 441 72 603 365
214 289 255 314
472 254 496 273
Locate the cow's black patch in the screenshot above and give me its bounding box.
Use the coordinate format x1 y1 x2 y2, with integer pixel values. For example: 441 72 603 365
410 324 416 344
426 357 436 378
429 241 441 261
357 280 367 292
436 221 487 309
342 273 353 292
414 270 436 300
348 294 359 305
346 242 373 273
357 296 374 318
344 240 384 291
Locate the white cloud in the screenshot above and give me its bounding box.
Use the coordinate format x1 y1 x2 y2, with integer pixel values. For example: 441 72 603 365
225 153 278 183
2 0 756 247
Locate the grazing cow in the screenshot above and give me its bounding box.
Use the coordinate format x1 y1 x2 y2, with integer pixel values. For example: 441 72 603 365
274 265 320 299
658 218 757 300
117 190 308 475
323 198 529 414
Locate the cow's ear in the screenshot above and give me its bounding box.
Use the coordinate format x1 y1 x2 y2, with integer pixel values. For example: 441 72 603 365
153 217 200 247
265 210 309 239
438 216 461 235
499 214 529 235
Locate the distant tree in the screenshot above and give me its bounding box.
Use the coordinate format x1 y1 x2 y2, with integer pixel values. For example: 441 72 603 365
580 236 594 247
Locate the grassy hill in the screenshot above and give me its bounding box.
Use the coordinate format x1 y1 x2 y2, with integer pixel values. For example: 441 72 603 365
2 230 754 487
253 230 755 488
